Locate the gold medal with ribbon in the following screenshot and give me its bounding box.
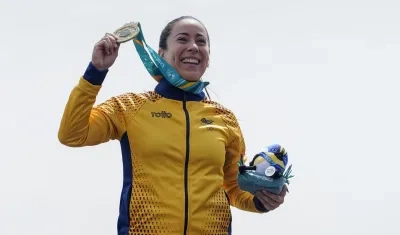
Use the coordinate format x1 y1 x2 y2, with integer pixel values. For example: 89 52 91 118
114 22 140 43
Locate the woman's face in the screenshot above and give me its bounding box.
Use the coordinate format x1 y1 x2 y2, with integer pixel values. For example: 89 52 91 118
159 19 210 82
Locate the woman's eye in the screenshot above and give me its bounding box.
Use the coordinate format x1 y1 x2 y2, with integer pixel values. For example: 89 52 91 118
177 38 187 42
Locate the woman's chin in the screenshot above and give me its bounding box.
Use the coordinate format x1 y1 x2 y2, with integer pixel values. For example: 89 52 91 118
180 71 203 82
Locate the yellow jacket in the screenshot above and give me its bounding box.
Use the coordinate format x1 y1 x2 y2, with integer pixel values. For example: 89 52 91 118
58 62 268 235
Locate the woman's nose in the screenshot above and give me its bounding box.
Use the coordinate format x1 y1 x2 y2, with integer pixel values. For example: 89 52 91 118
187 42 199 52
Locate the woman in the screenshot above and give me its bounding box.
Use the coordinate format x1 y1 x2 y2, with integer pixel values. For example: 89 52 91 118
58 16 286 235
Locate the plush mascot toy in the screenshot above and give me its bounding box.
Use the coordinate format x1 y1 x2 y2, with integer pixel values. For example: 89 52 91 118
238 144 294 195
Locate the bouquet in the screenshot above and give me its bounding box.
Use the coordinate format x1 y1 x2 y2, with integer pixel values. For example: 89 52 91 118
238 144 294 195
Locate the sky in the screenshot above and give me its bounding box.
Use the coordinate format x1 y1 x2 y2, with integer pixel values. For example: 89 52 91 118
1 0 399 234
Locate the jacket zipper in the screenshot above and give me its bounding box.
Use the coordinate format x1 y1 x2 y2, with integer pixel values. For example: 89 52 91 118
182 92 190 235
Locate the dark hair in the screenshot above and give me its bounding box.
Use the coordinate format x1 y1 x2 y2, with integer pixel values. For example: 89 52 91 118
158 16 210 51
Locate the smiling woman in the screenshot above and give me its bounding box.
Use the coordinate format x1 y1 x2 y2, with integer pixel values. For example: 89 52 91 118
158 16 210 82
57 15 286 235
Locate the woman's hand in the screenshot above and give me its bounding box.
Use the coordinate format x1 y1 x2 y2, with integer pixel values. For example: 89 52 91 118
91 33 120 70
254 184 288 211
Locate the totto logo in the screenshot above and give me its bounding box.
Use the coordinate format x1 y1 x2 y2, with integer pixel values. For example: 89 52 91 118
151 111 172 118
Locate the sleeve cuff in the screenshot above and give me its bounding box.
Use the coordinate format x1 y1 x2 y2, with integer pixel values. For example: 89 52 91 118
253 197 269 213
83 62 108 86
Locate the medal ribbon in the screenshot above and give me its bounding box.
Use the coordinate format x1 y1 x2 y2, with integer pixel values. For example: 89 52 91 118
131 23 209 94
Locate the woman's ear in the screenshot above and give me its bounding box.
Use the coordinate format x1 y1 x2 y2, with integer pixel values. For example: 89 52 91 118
158 49 165 58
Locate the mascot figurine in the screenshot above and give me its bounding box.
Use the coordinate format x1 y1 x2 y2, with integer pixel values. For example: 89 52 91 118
238 144 294 195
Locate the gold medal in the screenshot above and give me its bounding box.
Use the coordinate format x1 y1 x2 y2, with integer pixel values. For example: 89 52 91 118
114 22 140 43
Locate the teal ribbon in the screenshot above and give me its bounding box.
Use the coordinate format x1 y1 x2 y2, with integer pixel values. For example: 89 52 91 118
131 23 209 94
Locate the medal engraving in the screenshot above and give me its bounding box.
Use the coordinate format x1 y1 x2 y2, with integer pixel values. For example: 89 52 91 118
114 22 140 43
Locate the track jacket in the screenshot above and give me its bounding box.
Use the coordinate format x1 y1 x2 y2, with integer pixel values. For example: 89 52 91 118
58 62 268 235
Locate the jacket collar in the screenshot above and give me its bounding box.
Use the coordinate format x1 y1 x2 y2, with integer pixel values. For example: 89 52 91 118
154 78 206 101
